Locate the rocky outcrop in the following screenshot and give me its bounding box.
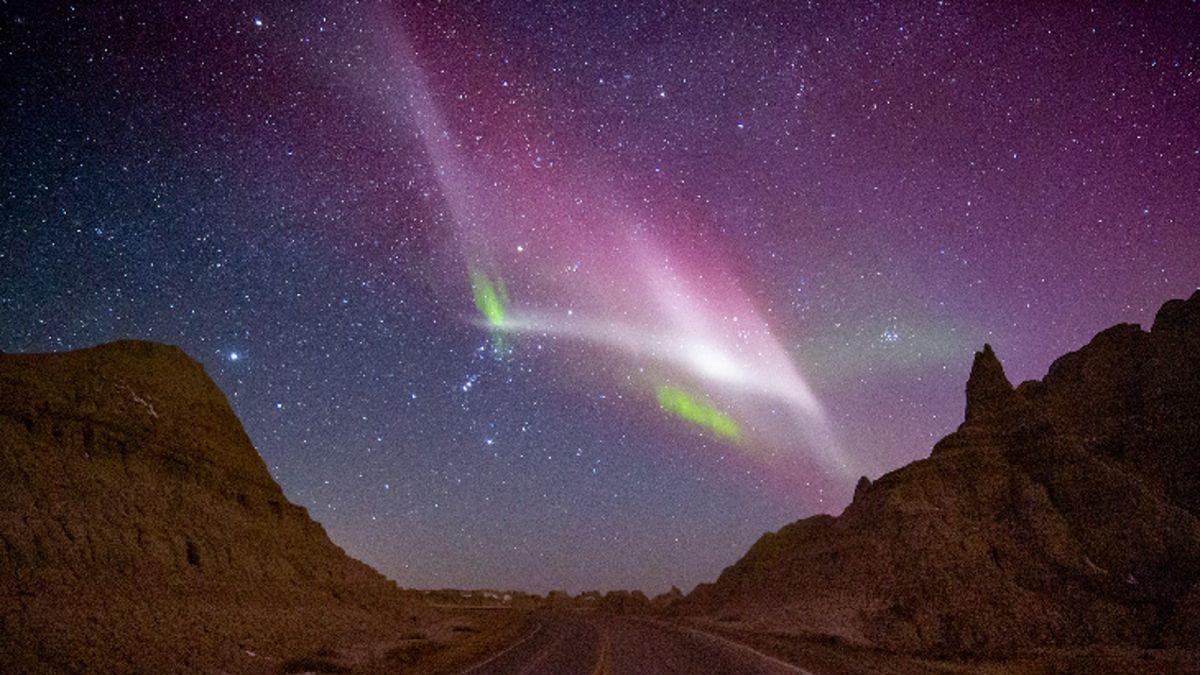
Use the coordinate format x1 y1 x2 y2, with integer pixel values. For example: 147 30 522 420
963 344 1017 424
687 291 1200 656
0 341 422 672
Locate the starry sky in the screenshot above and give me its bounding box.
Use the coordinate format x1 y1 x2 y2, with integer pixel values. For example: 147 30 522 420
3 1 1198 595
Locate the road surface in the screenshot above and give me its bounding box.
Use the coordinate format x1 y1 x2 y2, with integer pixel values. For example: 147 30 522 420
461 613 813 675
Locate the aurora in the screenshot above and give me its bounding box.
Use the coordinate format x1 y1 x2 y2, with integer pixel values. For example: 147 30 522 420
656 385 742 442
381 12 853 478
470 270 510 354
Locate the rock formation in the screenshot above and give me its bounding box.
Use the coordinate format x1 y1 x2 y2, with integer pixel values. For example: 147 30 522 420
0 341 423 672
687 291 1200 656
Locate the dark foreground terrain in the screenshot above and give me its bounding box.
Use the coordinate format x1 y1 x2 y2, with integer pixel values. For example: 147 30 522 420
3 292 1200 673
450 611 1200 675
0 340 521 672
461 613 808 675
687 291 1200 662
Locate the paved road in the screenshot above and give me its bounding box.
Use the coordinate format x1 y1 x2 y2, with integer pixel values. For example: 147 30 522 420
461 614 813 675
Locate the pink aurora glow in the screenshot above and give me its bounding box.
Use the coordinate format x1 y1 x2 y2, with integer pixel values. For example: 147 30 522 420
380 15 856 478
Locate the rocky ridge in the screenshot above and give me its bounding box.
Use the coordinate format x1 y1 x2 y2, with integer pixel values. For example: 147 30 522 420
0 341 423 672
687 291 1200 656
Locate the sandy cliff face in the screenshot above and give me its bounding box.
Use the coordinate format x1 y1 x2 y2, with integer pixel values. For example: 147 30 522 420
688 291 1200 656
0 341 419 672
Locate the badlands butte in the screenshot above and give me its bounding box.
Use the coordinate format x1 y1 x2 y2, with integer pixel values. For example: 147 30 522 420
2 291 1199 673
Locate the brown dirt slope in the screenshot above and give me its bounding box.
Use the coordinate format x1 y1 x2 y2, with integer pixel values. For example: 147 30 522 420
687 291 1200 656
0 340 423 672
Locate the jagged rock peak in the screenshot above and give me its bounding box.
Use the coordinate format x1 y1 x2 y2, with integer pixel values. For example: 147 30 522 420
1152 288 1200 337
964 343 1015 423
854 475 872 500
687 293 1200 658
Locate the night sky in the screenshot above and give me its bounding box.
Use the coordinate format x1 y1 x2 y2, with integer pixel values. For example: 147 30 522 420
3 1 1198 594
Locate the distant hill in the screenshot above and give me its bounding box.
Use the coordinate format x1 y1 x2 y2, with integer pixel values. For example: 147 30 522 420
0 341 425 672
687 291 1200 656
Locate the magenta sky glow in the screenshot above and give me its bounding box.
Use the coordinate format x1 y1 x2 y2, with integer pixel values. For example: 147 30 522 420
385 14 853 480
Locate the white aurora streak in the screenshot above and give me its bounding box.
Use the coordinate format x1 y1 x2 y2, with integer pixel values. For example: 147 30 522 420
381 14 853 476
486 247 850 474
